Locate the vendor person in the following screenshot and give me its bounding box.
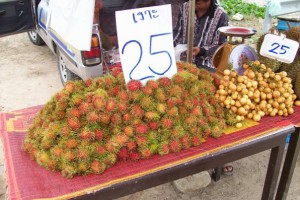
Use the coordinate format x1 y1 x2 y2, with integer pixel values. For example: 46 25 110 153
173 0 228 73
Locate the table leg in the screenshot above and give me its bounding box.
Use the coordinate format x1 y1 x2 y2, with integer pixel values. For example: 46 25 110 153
275 127 300 200
212 166 221 181
261 138 286 200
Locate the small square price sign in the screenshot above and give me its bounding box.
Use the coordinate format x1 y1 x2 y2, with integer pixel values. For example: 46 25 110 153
260 34 299 64
116 4 177 85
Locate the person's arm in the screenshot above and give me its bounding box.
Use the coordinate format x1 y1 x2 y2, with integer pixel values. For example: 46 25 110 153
197 11 229 57
173 6 184 47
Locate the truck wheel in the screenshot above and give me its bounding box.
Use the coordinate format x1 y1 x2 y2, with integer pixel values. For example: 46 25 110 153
27 30 45 46
57 49 81 85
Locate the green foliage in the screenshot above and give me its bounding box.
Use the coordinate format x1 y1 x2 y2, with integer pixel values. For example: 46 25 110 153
220 0 266 18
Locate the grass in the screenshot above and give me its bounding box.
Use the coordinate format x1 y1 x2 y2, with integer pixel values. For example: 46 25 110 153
219 0 266 18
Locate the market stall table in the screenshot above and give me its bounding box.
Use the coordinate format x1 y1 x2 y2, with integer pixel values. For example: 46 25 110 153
1 106 300 200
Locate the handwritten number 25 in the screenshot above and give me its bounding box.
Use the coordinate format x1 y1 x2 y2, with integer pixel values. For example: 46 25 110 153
122 33 172 81
269 43 290 55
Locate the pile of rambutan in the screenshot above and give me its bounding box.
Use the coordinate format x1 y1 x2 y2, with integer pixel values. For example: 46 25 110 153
22 62 226 178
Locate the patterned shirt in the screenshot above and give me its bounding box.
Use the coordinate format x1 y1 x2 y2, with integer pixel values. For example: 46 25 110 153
173 1 228 69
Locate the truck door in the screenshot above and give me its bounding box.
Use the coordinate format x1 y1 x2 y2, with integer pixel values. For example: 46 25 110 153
0 0 35 37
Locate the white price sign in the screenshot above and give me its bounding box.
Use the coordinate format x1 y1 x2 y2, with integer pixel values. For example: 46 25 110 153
260 34 299 64
116 5 177 85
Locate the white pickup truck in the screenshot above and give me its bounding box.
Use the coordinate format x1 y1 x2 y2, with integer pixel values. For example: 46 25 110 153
0 0 127 85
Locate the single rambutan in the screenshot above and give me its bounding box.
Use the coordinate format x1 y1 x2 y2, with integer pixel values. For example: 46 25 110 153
180 135 191 149
145 111 160 121
68 108 81 118
113 134 129 146
203 126 212 137
167 97 178 108
189 126 199 135
192 135 201 146
99 114 111 124
158 142 170 155
65 82 75 93
91 160 106 174
106 99 118 112
61 165 76 178
211 126 223 138
140 96 154 110
142 86 153 95
158 77 172 87
85 79 93 87
171 125 185 138
127 141 137 151
36 152 50 166
167 107 179 117
123 126 134 137
111 113 122 125
130 90 142 102
140 148 152 158
156 103 167 114
67 118 80 130
111 67 123 77
191 106 202 116
104 75 116 87
129 152 141 161
136 136 147 146
184 116 197 127
103 153 117 167
146 80 159 89
118 101 129 113
62 151 75 162
172 74 185 85
79 102 93 115
77 148 90 160
122 113 131 123
106 140 120 153
117 91 129 101
65 138 78 149
127 80 142 92
169 140 181 153
92 97 106 110
148 121 159 130
78 128 94 140
131 105 144 119
135 123 149 135
183 99 194 110
118 147 129 160
95 130 105 140
154 88 166 102
168 85 183 97
77 162 89 174
178 106 188 115
86 111 99 123
47 159 58 171
41 139 52 150
94 144 107 155
60 126 71 137
162 118 173 129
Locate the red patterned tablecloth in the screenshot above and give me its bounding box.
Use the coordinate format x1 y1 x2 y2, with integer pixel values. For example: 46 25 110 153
1 105 300 200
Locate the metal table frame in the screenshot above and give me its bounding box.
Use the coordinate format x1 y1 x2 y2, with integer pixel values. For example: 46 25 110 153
276 126 300 200
72 125 295 200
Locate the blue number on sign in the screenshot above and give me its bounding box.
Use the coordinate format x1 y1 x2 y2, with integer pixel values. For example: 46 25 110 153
268 43 290 55
148 33 172 75
280 45 290 54
122 40 154 81
269 43 280 54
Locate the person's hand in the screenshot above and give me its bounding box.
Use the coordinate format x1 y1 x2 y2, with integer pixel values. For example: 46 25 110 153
192 47 200 56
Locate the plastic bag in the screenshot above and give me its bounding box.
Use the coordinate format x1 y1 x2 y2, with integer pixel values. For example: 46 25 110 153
174 44 187 61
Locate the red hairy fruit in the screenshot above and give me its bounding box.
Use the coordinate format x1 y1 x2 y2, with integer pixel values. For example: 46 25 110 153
127 80 142 92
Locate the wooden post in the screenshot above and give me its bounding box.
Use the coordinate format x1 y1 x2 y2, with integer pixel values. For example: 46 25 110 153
187 0 195 63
